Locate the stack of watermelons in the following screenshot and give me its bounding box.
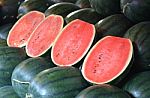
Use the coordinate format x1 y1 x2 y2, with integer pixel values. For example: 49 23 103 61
0 0 150 98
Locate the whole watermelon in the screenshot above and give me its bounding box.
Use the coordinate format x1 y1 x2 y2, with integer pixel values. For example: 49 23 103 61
121 0 150 23
123 71 150 98
76 84 131 98
89 0 121 17
124 22 150 71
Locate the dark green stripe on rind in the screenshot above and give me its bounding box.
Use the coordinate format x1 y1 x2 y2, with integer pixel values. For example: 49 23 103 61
76 84 131 98
45 2 80 18
0 86 20 98
0 46 27 87
12 57 54 98
28 67 89 98
124 22 150 71
123 71 150 98
65 8 103 24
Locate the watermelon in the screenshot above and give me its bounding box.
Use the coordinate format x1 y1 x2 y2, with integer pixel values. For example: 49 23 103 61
81 36 133 84
45 2 80 18
121 0 150 23
26 15 64 57
89 0 121 17
124 22 150 71
0 0 21 25
65 8 103 24
11 57 54 98
51 19 95 66
76 84 131 98
94 14 133 42
0 86 20 98
0 46 27 87
123 71 150 98
18 0 55 18
50 0 77 3
75 0 91 8
0 23 13 40
26 66 89 98
7 11 45 47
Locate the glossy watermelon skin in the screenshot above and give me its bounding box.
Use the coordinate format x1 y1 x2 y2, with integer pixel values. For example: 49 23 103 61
45 2 80 18
11 57 54 98
0 23 13 40
0 86 20 98
0 46 27 87
124 22 150 71
95 14 133 42
123 71 150 98
0 0 21 25
18 0 55 18
76 84 131 98
121 0 150 23
65 8 103 24
27 67 89 98
89 0 121 17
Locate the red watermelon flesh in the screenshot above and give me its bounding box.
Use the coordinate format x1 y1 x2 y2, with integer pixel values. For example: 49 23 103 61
82 36 133 84
51 19 95 66
26 15 64 57
7 11 45 47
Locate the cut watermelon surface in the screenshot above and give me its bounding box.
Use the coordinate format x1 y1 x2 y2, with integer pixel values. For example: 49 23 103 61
26 15 64 57
7 11 45 47
51 19 95 66
82 36 133 84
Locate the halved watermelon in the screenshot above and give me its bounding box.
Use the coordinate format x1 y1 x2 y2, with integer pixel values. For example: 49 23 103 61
7 11 45 47
51 19 95 66
26 15 64 57
82 36 133 84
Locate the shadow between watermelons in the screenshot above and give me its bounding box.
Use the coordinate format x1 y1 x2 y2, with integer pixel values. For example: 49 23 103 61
130 42 150 72
0 23 13 40
40 48 57 67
